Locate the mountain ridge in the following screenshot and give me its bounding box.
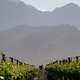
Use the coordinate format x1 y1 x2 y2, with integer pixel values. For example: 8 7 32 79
0 1 80 30
0 1 80 65
0 24 80 65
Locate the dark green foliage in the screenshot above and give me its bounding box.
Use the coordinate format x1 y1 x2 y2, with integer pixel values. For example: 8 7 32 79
45 61 80 80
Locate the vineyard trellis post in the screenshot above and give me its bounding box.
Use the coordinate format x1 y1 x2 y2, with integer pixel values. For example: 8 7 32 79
2 54 6 62
9 57 14 63
0 51 26 65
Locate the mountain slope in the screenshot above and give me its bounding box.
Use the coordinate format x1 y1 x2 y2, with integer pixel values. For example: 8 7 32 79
0 24 80 65
0 1 80 30
0 0 46 30
49 3 80 28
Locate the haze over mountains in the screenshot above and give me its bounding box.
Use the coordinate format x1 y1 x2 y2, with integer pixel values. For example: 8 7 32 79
0 0 80 30
0 0 80 65
0 24 80 65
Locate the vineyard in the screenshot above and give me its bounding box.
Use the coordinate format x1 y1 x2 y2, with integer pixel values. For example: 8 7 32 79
0 61 35 80
45 60 80 80
0 52 36 80
1 51 80 80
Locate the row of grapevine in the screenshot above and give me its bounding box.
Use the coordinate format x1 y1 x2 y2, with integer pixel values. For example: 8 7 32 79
0 51 26 65
0 61 35 80
45 61 80 80
0 52 36 80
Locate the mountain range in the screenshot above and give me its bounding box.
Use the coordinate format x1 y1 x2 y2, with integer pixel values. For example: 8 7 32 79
0 0 80 30
0 24 80 65
0 0 80 65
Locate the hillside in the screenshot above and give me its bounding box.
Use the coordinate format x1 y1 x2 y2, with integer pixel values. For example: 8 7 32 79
0 1 80 30
0 24 80 65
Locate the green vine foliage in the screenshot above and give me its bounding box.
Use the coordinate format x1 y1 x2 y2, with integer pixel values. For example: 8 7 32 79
0 61 35 80
45 61 80 80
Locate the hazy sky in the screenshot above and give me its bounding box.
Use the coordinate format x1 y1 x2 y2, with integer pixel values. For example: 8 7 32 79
21 0 80 11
